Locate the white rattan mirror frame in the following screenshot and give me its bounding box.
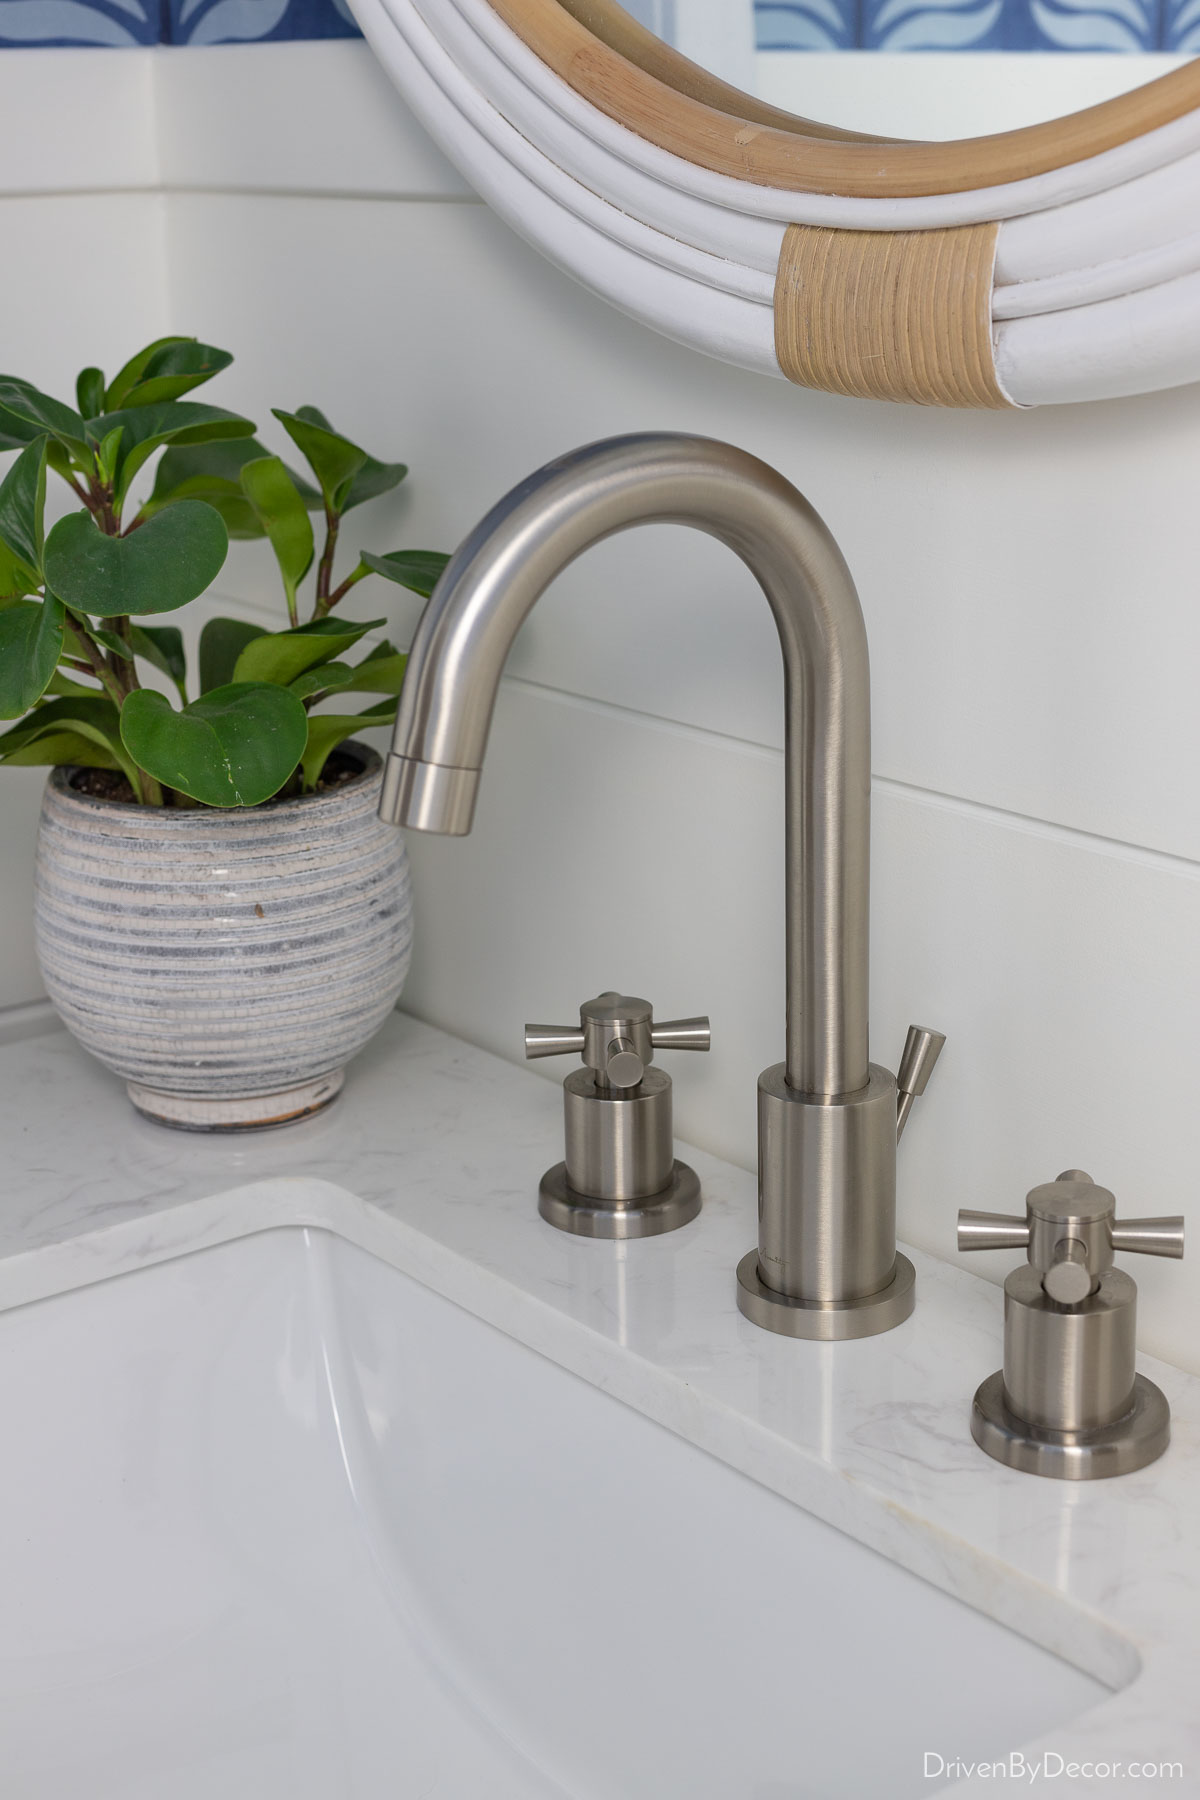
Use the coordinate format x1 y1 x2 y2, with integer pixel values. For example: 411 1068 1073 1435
349 0 1200 408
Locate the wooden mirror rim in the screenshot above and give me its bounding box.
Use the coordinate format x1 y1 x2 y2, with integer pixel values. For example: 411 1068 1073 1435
521 0 1200 198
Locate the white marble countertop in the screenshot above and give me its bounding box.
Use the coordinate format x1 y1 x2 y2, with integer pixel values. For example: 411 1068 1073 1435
1 1010 1197 1794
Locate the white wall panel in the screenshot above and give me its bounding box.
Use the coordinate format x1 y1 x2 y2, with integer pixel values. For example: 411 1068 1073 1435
155 41 472 198
0 192 167 400
0 50 155 195
400 679 1200 1372
0 772 52 1009
168 190 1200 864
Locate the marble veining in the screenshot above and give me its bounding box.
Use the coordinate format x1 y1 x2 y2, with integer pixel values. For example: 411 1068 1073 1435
0 1010 1197 1794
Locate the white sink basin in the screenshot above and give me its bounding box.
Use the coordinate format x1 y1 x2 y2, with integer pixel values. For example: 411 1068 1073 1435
0 1225 1107 1799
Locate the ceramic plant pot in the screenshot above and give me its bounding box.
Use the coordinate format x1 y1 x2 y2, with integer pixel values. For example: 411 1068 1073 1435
34 743 413 1130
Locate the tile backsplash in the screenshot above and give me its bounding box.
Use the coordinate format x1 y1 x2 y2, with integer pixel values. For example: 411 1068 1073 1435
0 0 355 45
755 0 1199 51
1 0 1191 50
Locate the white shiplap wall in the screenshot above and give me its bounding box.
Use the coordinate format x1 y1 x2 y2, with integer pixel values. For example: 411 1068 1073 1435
2 43 1199 1369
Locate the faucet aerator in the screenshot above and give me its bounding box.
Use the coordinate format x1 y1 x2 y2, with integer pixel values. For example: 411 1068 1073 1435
380 755 480 836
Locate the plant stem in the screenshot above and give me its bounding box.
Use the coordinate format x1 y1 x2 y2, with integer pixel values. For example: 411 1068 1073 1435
113 616 140 696
64 619 124 707
65 472 102 517
62 617 163 804
323 562 368 614
87 475 119 537
125 764 162 807
312 504 341 621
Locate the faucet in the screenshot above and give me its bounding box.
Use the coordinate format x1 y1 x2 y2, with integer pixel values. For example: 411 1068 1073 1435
379 434 943 1340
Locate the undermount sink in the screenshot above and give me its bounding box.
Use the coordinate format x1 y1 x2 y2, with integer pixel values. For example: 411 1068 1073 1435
1 1225 1109 1799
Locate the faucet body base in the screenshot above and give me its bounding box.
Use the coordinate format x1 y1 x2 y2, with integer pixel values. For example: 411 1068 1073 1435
539 1160 702 1239
750 1062 901 1311
970 1369 1170 1480
736 1248 916 1339
738 1062 912 1338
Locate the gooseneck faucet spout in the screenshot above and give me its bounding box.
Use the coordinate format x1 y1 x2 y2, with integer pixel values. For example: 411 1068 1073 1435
381 435 942 1339
383 434 869 1098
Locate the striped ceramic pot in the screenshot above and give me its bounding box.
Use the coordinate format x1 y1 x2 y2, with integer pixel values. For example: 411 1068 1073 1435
34 743 413 1129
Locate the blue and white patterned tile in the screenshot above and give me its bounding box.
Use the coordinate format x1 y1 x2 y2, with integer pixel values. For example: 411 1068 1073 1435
0 0 1182 60
862 0 1006 50
0 0 159 46
1026 0 1159 49
756 0 1174 42
755 0 856 50
164 0 356 42
1166 0 1200 49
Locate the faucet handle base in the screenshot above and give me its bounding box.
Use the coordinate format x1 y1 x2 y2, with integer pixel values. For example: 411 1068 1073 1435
970 1369 1170 1481
539 1160 701 1239
736 1248 916 1340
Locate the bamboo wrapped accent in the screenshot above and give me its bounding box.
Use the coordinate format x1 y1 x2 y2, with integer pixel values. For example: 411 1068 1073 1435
773 221 1013 409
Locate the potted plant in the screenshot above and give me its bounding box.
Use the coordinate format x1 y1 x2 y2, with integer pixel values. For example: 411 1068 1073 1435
0 337 448 1128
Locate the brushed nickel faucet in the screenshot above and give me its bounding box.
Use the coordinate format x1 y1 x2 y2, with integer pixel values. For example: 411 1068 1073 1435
379 434 943 1340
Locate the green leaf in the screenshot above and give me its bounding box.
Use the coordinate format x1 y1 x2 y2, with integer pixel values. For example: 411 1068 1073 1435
0 437 47 575
286 408 408 513
94 425 124 489
45 669 102 699
231 615 386 687
341 453 408 513
238 456 313 618
294 614 386 643
103 336 230 411
198 616 266 692
0 379 90 459
288 661 354 701
0 420 37 453
338 651 407 695
0 540 40 601
43 439 75 484
86 624 132 660
144 438 320 539
120 682 308 807
104 337 188 410
84 402 257 506
0 695 134 783
0 730 119 769
112 340 234 409
272 406 366 511
44 500 228 618
75 367 105 419
131 624 187 700
300 699 396 790
358 549 448 599
0 597 64 718
148 481 263 542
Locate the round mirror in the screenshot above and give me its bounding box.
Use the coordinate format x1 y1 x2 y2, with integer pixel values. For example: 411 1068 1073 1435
579 0 1190 136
